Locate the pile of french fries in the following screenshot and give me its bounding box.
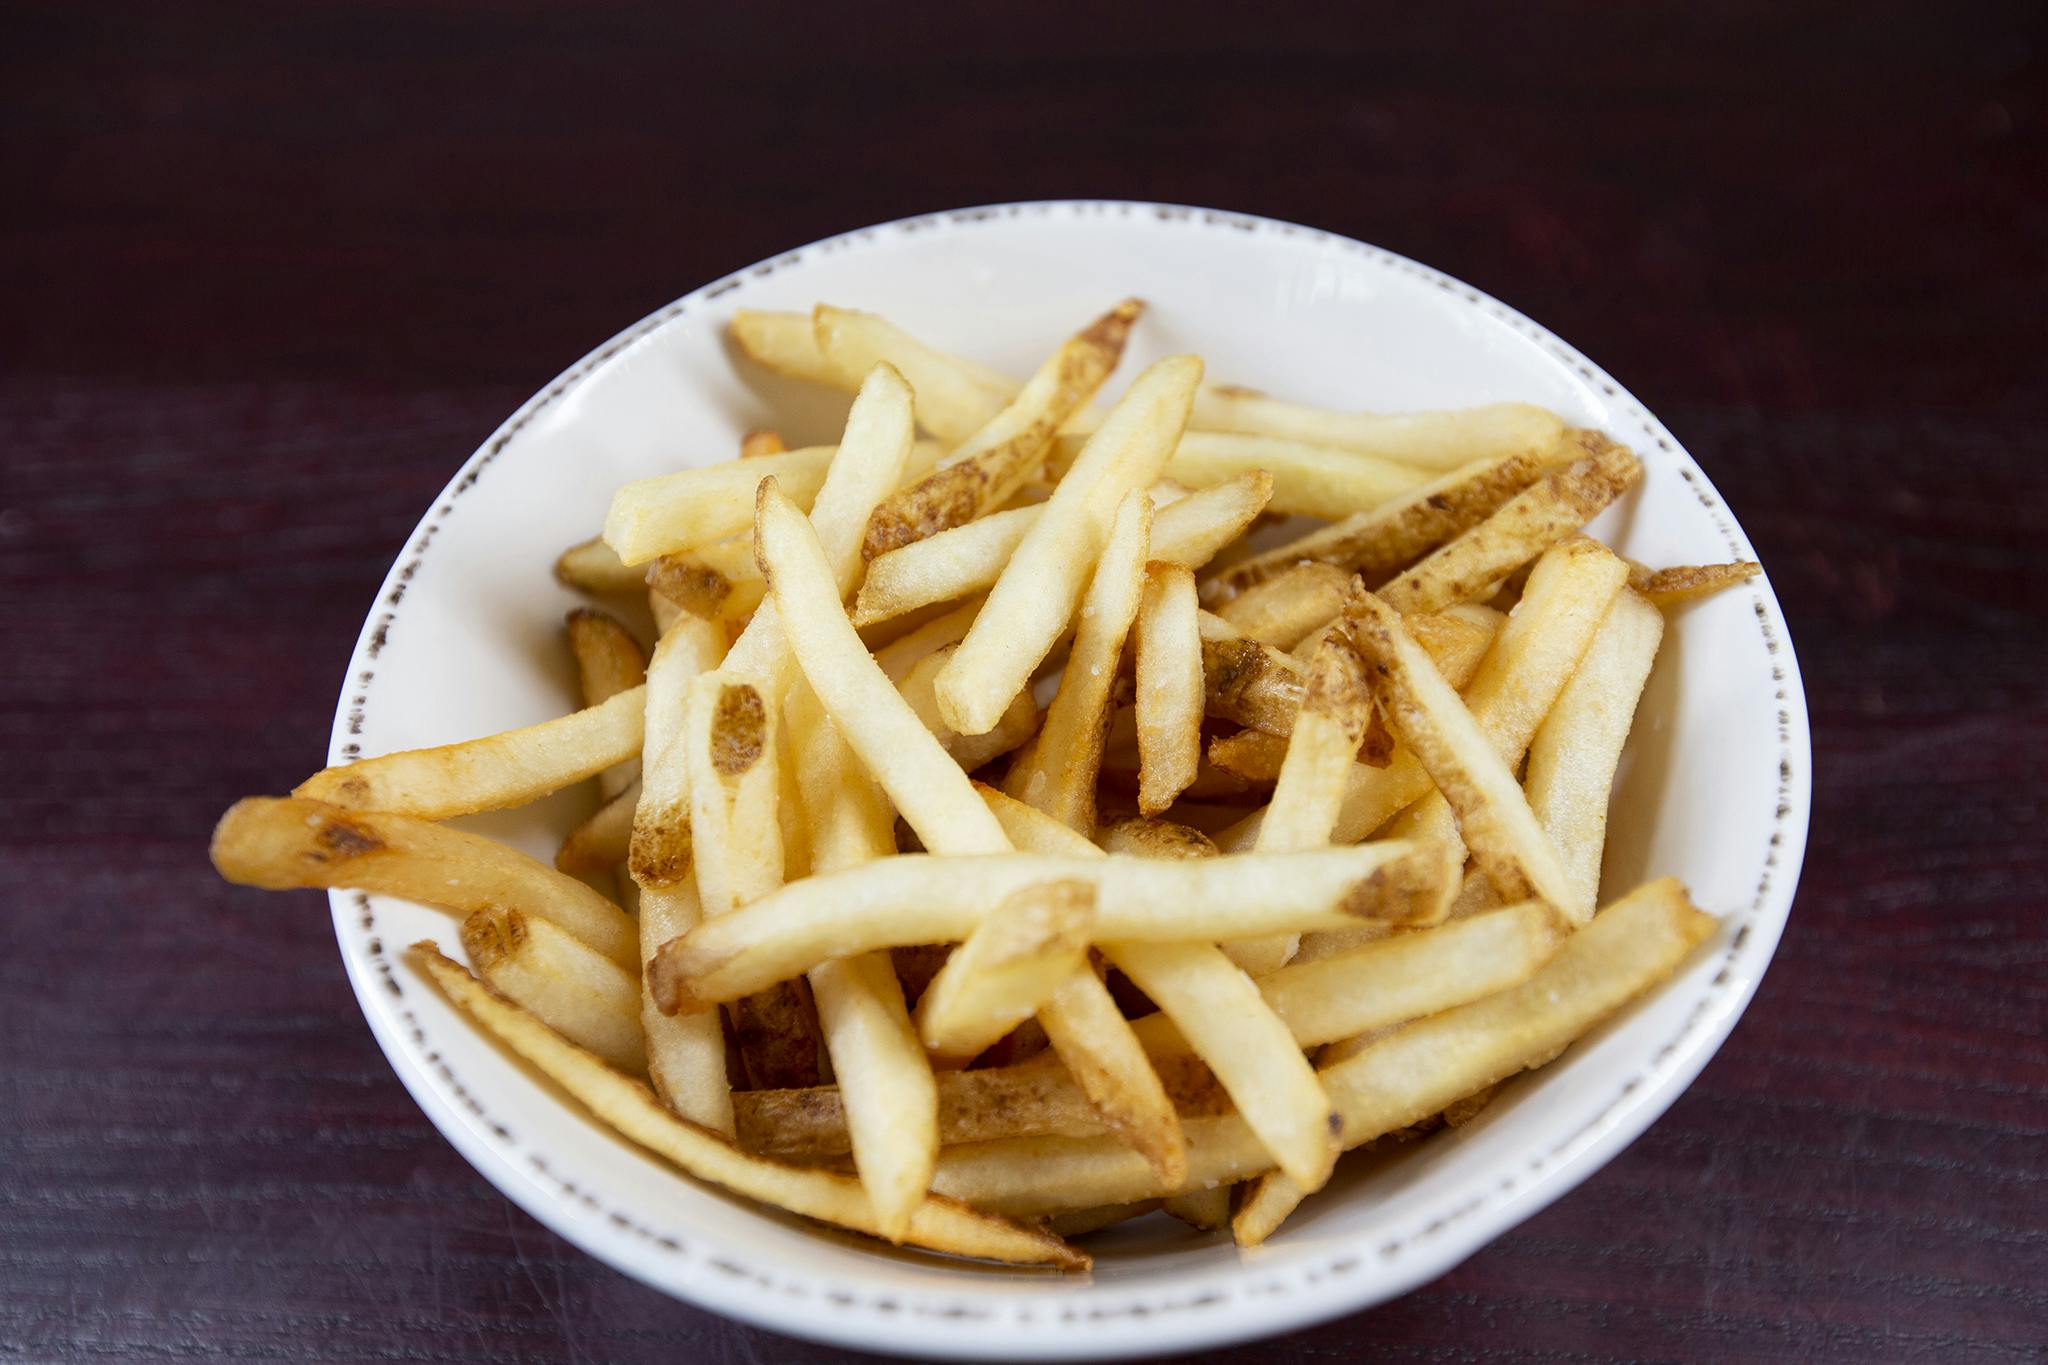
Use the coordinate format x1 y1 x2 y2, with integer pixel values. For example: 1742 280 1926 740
212 300 1762 1271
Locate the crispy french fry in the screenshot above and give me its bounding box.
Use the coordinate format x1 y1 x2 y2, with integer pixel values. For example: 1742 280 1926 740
461 906 644 1072
1377 433 1642 614
1133 563 1204 815
1205 449 1555 600
649 838 1449 1011
813 305 1017 443
863 301 1139 558
647 538 769 627
1104 939 1337 1190
1003 490 1151 831
630 613 733 1133
556 535 646 594
931 878 1714 1218
1346 591 1575 910
412 944 1087 1270
873 596 984 682
855 473 1270 629
898 644 1040 771
755 479 1011 855
556 781 637 873
1207 728 1290 783
1049 431 1431 520
565 608 648 836
936 356 1201 737
1198 612 1306 735
210 796 638 969
1214 562 1356 649
1228 607 1383 974
730 309 863 390
684 673 782 918
1186 391 1564 471
1036 963 1189 1186
1096 816 1219 859
1525 589 1664 922
915 880 1096 1061
1627 558 1762 607
295 687 643 821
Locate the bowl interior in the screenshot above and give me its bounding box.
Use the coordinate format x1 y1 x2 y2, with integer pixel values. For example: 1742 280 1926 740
327 202 1808 1358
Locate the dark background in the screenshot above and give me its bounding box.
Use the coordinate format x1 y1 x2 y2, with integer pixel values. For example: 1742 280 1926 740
4 2 2044 1361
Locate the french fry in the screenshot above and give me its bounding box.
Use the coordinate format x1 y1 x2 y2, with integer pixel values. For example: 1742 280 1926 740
1133 563 1204 815
1162 1188 1231 1232
1198 612 1306 736
461 906 644 1072
1346 590 1576 911
813 305 1017 443
684 673 783 917
1525 589 1665 922
1185 390 1564 471
854 473 1271 629
787 678 938 1240
898 644 1040 771
1096 816 1219 859
295 686 643 821
1204 449 1555 600
931 878 1714 1218
1036 963 1189 1186
603 440 944 567
412 944 1087 1270
936 356 1201 737
1046 1201 1164 1238
873 596 984 682
646 538 769 628
1375 538 1629 914
915 880 1096 1061
566 608 648 714
1104 939 1338 1190
556 535 647 594
630 613 734 1134
648 586 682 636
1048 431 1430 520
556 781 637 873
649 839 1449 1011
862 301 1139 558
730 309 864 390
210 796 638 969
1003 490 1152 830
1228 606 1384 975
1207 728 1290 783
1627 558 1762 607
1214 561 1356 649
754 479 1011 855
1377 434 1643 614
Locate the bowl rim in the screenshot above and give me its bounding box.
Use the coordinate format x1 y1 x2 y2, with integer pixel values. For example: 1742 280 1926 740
322 198 1813 1359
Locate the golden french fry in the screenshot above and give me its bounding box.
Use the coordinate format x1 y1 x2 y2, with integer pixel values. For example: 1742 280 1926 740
730 309 864 389
210 796 638 969
647 538 769 627
1037 963 1189 1186
649 838 1448 1011
1096 816 1219 859
916 880 1096 1061
1205 449 1555 601
754 478 1012 855
1214 561 1356 649
1162 1187 1231 1232
1347 590 1576 911
630 613 733 1133
648 586 683 636
936 356 1201 737
1186 390 1564 470
566 607 648 712
1377 433 1642 614
1133 563 1204 815
461 906 644 1072
556 535 647 594
1004 490 1151 830
813 305 1018 443
863 301 1140 558
898 644 1040 771
1525 589 1665 922
855 473 1270 629
413 943 1087 1270
931 878 1714 1218
1104 939 1338 1190
873 596 985 682
1207 728 1290 783
1049 430 1430 520
1627 558 1762 607
295 686 643 821
684 673 782 917
556 781 637 874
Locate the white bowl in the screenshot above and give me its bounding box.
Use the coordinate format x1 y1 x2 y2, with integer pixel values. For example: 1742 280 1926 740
324 200 1811 1358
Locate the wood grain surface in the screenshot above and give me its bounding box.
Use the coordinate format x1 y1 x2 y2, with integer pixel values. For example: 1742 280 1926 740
4 2 2044 1360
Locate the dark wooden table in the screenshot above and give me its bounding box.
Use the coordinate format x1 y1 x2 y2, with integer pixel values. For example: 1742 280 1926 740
5 3 2044 1360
